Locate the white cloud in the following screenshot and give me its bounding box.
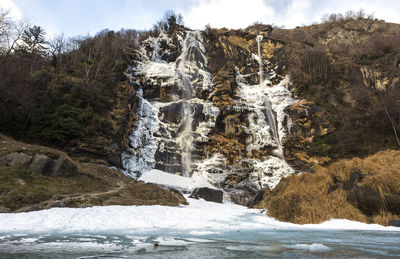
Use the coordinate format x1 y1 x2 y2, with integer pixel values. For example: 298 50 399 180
0 0 22 20
182 0 275 29
180 0 400 29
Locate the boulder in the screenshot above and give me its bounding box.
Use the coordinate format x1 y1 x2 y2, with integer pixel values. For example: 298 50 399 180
50 155 78 176
0 206 10 213
189 187 223 203
0 152 32 169
389 220 400 227
28 154 52 174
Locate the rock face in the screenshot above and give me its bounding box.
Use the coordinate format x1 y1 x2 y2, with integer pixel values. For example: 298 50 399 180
122 28 300 205
189 187 223 203
0 152 78 176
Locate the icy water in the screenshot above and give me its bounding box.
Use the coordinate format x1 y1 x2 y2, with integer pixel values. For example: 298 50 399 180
0 198 399 258
1 229 400 258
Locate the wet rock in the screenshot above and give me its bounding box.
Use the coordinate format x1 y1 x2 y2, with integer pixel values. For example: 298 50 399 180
190 187 223 203
159 102 184 124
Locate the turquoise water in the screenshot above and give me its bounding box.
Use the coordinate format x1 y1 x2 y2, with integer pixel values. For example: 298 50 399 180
1 229 399 258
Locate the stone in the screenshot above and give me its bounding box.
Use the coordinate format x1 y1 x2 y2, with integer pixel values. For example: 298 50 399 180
0 206 10 213
15 204 39 213
28 154 53 175
189 187 223 203
248 190 266 207
48 200 66 208
389 220 400 227
159 102 184 124
50 155 78 176
0 152 32 169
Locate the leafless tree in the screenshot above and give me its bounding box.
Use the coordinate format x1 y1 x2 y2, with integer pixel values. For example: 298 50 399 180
48 33 65 66
0 9 29 63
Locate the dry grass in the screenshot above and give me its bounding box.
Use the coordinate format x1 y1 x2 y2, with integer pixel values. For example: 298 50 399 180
257 149 400 225
373 210 400 226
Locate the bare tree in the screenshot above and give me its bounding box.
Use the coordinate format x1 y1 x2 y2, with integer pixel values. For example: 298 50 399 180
48 33 65 66
0 9 29 63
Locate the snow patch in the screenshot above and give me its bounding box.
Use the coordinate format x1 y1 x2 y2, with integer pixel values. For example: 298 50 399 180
139 169 215 191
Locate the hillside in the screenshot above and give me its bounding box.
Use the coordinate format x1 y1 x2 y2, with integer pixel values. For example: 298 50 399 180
0 12 399 224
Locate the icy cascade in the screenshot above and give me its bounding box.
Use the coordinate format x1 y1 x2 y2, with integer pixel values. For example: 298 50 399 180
176 32 199 177
256 35 264 83
121 88 160 175
233 35 296 191
256 35 283 158
122 31 219 178
122 30 296 204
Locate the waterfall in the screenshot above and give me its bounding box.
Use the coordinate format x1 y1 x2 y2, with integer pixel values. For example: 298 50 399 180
123 30 216 178
256 35 264 83
175 31 199 177
256 35 283 158
151 38 161 62
178 72 193 177
123 29 295 201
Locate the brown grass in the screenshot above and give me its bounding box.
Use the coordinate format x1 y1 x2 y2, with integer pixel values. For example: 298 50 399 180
256 149 400 225
373 210 400 226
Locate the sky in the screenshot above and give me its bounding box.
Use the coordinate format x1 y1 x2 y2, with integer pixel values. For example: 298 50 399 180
1 0 400 38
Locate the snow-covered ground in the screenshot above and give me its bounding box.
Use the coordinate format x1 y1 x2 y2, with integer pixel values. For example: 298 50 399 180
0 197 398 235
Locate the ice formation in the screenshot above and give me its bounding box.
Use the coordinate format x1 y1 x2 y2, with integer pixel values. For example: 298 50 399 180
122 31 296 201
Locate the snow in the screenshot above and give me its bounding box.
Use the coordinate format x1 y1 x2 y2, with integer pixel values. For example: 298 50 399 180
0 198 399 235
251 156 295 190
138 169 215 191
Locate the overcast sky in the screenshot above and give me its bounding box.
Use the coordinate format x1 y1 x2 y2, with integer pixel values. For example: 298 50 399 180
1 0 400 38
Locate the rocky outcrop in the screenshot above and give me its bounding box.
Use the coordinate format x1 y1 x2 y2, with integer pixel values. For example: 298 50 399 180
189 187 223 203
0 152 77 176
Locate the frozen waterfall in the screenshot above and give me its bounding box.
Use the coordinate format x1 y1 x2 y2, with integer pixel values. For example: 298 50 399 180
122 30 296 204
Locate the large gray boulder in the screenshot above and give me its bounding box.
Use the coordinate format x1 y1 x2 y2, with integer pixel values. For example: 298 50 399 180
189 187 223 203
0 152 32 169
28 154 52 174
50 155 78 176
